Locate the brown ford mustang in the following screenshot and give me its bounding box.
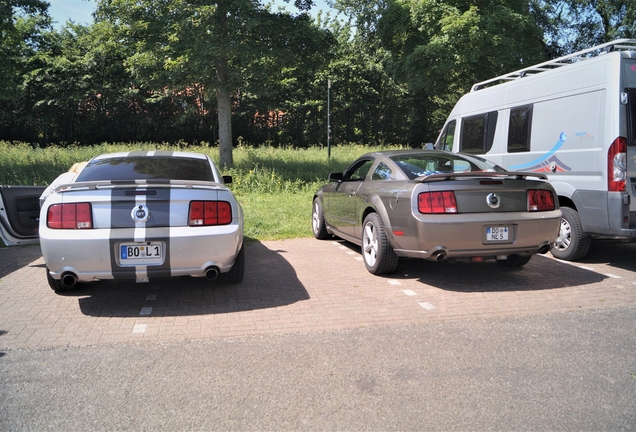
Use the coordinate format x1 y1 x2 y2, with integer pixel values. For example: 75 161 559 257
312 150 561 275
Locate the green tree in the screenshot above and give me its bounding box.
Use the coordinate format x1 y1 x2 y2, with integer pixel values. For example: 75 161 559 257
336 0 547 142
533 0 636 53
0 0 50 101
96 0 321 167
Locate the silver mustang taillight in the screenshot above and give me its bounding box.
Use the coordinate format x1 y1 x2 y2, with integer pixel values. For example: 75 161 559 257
527 190 556 211
418 191 458 214
188 201 232 226
47 203 93 229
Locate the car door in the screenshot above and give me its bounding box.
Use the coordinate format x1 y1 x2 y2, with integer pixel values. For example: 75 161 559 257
0 185 45 246
324 158 374 239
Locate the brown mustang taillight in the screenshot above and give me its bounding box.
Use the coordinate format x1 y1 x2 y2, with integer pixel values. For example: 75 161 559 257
418 191 458 214
47 203 93 229
189 201 232 226
527 190 556 211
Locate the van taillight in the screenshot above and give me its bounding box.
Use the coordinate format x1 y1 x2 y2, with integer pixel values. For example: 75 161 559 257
47 203 93 229
528 190 555 211
418 191 458 213
608 137 627 192
189 201 232 226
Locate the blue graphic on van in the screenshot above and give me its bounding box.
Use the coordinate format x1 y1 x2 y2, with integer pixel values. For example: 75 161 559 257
509 132 572 172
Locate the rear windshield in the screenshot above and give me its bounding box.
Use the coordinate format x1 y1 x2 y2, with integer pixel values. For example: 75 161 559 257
391 153 505 179
76 156 215 182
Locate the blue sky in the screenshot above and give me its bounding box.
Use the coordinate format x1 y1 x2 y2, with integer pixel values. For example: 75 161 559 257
47 0 335 28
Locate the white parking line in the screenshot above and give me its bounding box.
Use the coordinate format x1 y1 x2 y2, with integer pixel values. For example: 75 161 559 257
145 294 157 301
419 302 436 310
132 324 147 334
388 279 402 286
139 307 153 316
355 257 363 261
402 289 417 296
544 255 624 279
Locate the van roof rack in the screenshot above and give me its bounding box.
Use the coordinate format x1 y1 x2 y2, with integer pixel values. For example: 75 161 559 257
471 39 636 92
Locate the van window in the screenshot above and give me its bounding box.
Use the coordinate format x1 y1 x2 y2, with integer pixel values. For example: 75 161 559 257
628 89 636 147
460 112 498 154
507 105 533 153
436 120 456 151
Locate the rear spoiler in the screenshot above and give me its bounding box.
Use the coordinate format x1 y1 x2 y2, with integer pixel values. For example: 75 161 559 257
415 171 548 182
54 179 228 193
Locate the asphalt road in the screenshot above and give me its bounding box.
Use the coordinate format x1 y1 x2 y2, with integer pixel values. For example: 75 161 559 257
1 238 635 430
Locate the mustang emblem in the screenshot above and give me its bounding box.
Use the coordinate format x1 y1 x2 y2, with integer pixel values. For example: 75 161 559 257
131 204 150 223
487 193 501 209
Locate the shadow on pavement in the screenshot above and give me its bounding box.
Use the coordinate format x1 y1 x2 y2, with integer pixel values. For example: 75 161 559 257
67 241 310 317
0 244 42 279
394 254 606 292
336 240 607 292
576 239 636 272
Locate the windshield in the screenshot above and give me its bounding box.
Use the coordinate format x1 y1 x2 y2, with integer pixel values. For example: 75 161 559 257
391 152 505 180
75 156 215 182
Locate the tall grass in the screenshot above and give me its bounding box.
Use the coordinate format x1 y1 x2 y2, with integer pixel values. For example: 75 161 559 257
0 141 406 240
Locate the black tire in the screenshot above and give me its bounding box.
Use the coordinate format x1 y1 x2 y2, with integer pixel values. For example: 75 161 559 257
312 197 329 240
361 213 399 275
219 244 245 284
551 207 591 261
496 254 532 267
46 269 77 292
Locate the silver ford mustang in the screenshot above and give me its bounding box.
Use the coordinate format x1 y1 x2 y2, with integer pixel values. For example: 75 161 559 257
2 151 244 292
312 150 561 274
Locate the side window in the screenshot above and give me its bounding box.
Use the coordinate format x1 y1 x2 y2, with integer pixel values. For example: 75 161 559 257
460 112 498 154
344 159 374 181
507 105 533 153
372 162 394 180
436 120 456 151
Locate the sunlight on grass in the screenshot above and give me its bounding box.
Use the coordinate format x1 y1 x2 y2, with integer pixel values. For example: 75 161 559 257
0 141 408 240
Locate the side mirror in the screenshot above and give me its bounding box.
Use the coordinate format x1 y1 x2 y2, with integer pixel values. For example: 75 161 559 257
223 175 232 184
328 172 344 182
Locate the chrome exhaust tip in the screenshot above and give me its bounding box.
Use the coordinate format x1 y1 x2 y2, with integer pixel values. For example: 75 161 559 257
205 266 220 280
431 249 448 262
61 272 78 289
538 245 551 254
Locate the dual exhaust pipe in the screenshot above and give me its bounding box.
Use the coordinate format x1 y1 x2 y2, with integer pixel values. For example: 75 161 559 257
60 267 222 286
429 243 550 262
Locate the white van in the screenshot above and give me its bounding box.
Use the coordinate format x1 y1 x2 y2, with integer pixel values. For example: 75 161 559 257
435 39 636 260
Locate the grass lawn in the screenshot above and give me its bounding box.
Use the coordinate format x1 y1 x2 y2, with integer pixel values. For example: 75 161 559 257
1 141 407 244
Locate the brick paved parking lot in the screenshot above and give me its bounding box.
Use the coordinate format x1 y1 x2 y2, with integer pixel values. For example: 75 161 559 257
1 238 635 350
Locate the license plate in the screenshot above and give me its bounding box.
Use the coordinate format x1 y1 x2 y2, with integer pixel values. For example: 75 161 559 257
486 226 509 241
120 243 162 260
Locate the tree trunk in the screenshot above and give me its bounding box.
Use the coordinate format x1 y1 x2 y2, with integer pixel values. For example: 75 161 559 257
215 4 233 168
216 76 233 168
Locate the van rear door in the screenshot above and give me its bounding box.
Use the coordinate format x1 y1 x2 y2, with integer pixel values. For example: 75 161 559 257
0 185 44 246
625 59 636 228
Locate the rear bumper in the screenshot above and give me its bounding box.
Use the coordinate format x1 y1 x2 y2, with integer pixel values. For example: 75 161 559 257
41 224 243 283
391 210 561 260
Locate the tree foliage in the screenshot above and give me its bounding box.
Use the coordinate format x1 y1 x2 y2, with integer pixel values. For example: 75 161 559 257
0 0 633 152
